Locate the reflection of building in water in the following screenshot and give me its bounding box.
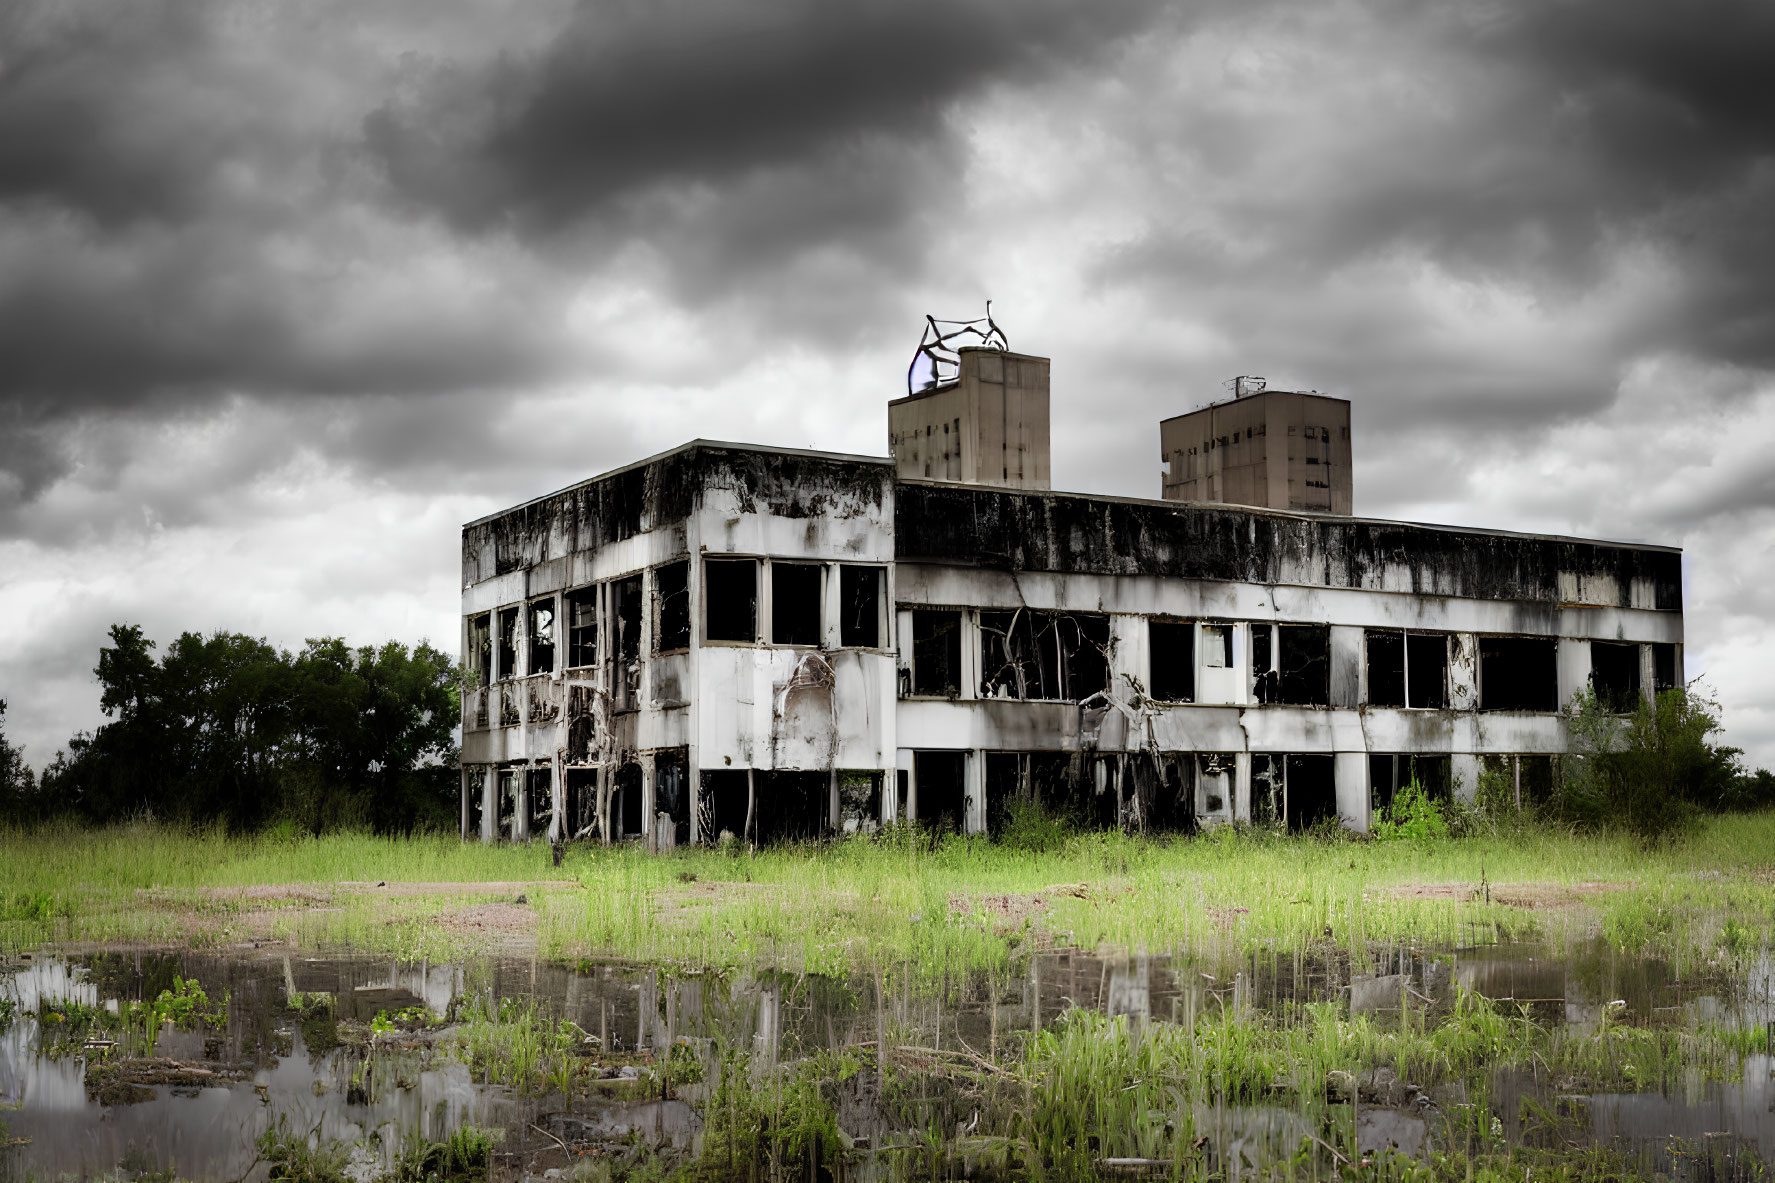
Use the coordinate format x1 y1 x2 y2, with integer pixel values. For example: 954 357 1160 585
460 321 1685 844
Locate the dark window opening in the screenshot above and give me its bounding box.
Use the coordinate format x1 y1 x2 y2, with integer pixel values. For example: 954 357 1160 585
1131 753 1195 834
980 610 1110 702
1253 753 1337 832
896 769 910 822
656 561 691 652
566 588 597 669
1652 643 1678 695
754 771 829 845
498 769 519 837
1482 754 1556 810
613 576 642 710
564 768 597 841
1480 636 1558 712
1253 624 1329 705
771 562 824 646
699 770 751 844
611 762 643 839
1366 630 1404 707
1407 634 1448 708
911 610 962 697
1591 641 1641 713
704 558 758 643
1368 754 1451 818
1149 620 1195 702
840 566 885 648
525 767 552 838
655 749 690 847
468 614 492 688
914 751 967 834
496 607 520 681
464 775 484 838
528 598 556 676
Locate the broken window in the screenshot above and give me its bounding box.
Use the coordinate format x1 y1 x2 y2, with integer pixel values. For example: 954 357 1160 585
1407 634 1448 708
1483 754 1556 810
771 561 824 646
704 558 758 643
496 607 520 681
1652 642 1678 696
1368 755 1451 818
1590 641 1640 712
1479 636 1558 712
979 610 1110 702
1136 753 1196 834
566 588 597 668
468 613 492 688
1368 631 1449 707
1366 629 1404 707
839 565 885 648
525 767 552 838
700 770 750 845
1148 619 1195 702
1252 624 1329 705
1253 753 1337 832
613 575 642 711
910 609 962 697
528 597 556 676
1201 623 1233 668
563 768 597 841
914 750 967 834
656 561 690 652
497 768 519 838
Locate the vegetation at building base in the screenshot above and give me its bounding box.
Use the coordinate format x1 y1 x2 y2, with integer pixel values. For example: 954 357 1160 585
0 624 460 833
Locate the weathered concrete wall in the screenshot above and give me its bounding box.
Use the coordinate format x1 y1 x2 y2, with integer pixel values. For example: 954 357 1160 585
896 482 1681 610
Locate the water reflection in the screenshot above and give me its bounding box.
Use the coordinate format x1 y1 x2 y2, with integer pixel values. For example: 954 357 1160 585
1 939 1773 1180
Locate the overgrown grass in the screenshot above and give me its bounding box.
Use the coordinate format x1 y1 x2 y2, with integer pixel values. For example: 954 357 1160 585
6 813 1775 977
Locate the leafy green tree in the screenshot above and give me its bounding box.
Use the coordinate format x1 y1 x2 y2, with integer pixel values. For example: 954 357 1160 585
40 624 459 833
0 697 41 822
1561 683 1742 839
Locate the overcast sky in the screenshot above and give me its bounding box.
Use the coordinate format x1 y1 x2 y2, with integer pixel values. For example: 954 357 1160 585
4 0 1775 772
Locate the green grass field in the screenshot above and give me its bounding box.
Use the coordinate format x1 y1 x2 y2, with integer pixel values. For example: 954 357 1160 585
3 813 1772 973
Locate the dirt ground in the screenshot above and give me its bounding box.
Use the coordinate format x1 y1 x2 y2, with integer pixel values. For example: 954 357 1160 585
1386 880 1633 908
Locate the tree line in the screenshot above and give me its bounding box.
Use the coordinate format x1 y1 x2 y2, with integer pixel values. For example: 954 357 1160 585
0 625 458 833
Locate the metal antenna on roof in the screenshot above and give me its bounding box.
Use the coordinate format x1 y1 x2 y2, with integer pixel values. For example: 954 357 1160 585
908 302 1010 395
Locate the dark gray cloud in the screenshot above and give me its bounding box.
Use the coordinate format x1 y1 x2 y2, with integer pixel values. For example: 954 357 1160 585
5 0 1775 767
364 0 1165 236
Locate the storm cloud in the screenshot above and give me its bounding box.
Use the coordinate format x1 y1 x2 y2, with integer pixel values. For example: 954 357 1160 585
3 0 1775 770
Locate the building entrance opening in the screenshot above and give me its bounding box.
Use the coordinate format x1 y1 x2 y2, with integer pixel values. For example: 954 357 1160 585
563 769 597 840
610 762 643 840
754 771 829 844
700 770 750 844
915 751 967 834
1251 753 1336 832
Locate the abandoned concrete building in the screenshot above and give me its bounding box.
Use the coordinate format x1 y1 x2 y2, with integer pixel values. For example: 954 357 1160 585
458 327 1684 846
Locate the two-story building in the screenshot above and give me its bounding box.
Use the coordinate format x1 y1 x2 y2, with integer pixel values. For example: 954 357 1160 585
458 344 1683 845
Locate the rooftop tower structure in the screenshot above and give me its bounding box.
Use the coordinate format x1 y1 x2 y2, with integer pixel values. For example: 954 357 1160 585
1160 380 1352 514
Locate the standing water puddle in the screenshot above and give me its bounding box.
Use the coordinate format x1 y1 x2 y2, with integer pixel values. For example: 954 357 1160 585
2 941 1773 1179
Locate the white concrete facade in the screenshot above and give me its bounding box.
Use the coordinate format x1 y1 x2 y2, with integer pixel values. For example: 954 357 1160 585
459 439 1684 845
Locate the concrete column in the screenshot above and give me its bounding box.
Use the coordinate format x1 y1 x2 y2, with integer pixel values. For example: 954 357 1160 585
960 611 980 699
1451 754 1483 805
1639 643 1657 707
1557 637 1591 712
459 767 471 841
515 771 530 843
641 753 657 853
1333 751 1369 831
481 767 496 844
1329 627 1363 708
1233 751 1251 823
965 749 986 834
829 768 841 834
